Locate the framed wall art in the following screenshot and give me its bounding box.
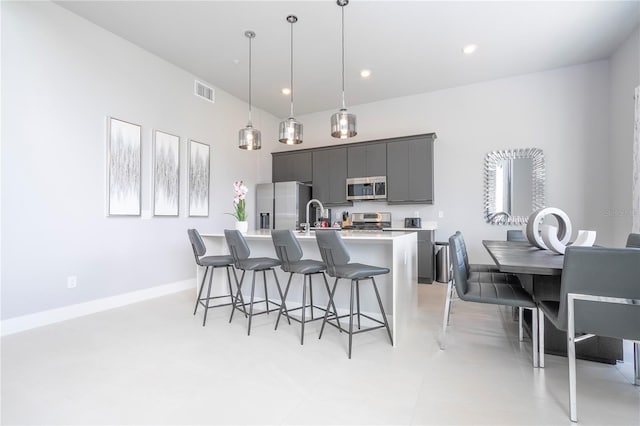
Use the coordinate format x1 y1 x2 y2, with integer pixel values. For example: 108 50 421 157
107 117 141 216
188 139 210 217
153 130 180 216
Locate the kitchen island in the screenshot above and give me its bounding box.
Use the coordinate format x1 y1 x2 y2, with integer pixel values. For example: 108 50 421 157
198 230 418 346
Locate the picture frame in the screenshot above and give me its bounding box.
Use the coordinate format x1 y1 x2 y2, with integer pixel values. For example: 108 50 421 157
153 130 180 216
188 140 210 217
107 117 141 216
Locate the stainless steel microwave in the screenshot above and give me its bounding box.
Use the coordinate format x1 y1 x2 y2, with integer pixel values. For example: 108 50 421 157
346 176 387 201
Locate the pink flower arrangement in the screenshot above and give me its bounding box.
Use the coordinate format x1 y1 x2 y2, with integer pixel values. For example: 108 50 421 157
229 180 248 221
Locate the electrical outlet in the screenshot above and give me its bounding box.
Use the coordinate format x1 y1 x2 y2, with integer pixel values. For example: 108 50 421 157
67 276 77 289
438 211 444 218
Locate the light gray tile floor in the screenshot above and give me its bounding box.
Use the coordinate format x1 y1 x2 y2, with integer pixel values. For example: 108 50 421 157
1 283 638 425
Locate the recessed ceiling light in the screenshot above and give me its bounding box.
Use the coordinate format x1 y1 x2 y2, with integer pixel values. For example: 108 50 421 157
233 59 240 65
360 69 371 78
281 88 291 95
462 44 477 55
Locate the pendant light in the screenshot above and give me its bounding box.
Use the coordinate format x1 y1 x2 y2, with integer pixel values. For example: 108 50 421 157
239 30 261 150
278 15 303 145
330 0 357 139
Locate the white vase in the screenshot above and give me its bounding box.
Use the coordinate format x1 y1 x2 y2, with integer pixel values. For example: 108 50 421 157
235 221 249 234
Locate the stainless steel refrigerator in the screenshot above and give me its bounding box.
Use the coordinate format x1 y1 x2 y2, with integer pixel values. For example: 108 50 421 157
255 182 312 230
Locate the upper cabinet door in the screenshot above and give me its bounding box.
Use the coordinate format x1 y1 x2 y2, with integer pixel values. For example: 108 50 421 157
313 148 350 206
387 136 434 204
347 143 386 178
272 151 312 183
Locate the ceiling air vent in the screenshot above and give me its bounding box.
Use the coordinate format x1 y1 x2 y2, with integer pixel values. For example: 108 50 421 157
194 80 215 103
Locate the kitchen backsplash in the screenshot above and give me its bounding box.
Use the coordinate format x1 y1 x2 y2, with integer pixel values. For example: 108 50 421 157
335 200 439 228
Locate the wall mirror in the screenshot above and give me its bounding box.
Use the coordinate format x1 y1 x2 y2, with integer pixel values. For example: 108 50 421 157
484 148 545 225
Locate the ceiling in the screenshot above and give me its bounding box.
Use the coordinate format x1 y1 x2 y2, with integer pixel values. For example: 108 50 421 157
57 1 640 119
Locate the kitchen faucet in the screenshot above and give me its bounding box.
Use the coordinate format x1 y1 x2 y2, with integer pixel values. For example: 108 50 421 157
304 199 324 234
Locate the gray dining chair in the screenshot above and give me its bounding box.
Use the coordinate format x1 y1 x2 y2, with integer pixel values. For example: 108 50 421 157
626 232 640 248
224 229 287 336
442 232 541 367
271 230 339 345
538 246 640 422
187 229 237 326
446 231 526 341
315 230 392 359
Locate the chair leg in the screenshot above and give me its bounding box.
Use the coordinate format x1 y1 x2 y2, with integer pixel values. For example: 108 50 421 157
319 278 340 339
194 266 209 315
307 274 314 320
263 270 269 314
568 299 578 422
301 274 307 345
440 278 454 349
538 307 545 368
271 268 289 324
371 277 393 346
356 279 361 330
229 270 246 323
348 279 356 359
518 307 524 342
225 266 235 302
275 273 294 330
634 342 640 386
321 273 341 332
247 271 257 336
532 307 539 368
202 266 215 327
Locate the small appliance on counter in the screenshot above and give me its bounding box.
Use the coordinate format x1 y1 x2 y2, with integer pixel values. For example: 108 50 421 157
404 217 422 228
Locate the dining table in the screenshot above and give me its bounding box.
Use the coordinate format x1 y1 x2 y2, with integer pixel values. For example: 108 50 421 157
483 240 623 364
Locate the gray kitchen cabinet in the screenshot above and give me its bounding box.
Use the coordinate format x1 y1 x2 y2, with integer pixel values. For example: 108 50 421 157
272 151 312 183
347 143 386 177
312 147 351 206
386 135 434 204
417 230 434 283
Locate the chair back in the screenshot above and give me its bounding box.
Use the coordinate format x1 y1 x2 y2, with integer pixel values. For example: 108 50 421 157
507 230 526 242
224 229 251 267
449 232 470 295
557 246 640 340
626 233 640 248
187 229 206 266
271 230 303 272
315 230 350 277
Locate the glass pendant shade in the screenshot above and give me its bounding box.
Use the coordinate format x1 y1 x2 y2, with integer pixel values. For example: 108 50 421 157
330 109 357 139
238 125 261 150
278 117 303 144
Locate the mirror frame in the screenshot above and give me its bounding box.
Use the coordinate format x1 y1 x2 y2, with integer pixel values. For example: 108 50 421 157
483 148 545 225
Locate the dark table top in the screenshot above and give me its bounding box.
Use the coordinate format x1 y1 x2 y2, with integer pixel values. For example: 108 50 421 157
482 240 565 276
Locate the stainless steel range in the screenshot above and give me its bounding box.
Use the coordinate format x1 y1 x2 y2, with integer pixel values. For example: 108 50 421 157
348 212 392 230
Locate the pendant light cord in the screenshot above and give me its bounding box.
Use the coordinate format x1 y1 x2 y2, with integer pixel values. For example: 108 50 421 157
341 4 346 110
248 35 253 126
290 19 294 118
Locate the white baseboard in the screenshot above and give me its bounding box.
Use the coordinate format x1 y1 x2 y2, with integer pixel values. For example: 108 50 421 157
1 279 195 337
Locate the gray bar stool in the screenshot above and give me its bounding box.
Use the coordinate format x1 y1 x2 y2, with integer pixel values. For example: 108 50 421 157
187 229 238 326
271 230 340 345
224 229 288 336
315 230 392 359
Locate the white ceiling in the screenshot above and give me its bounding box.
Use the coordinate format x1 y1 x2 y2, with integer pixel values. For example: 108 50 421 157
57 1 639 119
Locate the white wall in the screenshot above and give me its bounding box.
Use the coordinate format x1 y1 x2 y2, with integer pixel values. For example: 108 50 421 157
1 1 281 319
290 61 612 263
609 27 640 246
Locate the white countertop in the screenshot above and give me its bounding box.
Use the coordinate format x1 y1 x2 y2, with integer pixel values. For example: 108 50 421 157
202 229 416 241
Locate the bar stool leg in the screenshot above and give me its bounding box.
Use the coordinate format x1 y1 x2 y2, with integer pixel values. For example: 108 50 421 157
275 273 294 330
519 307 524 342
372 277 393 345
226 266 235 303
319 278 340 339
202 266 215 326
321 273 341 332
349 279 356 359
301 274 307 345
270 269 289 323
356 280 361 330
194 266 209 315
229 270 246 323
309 274 315 320
263 270 269 314
247 271 257 336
